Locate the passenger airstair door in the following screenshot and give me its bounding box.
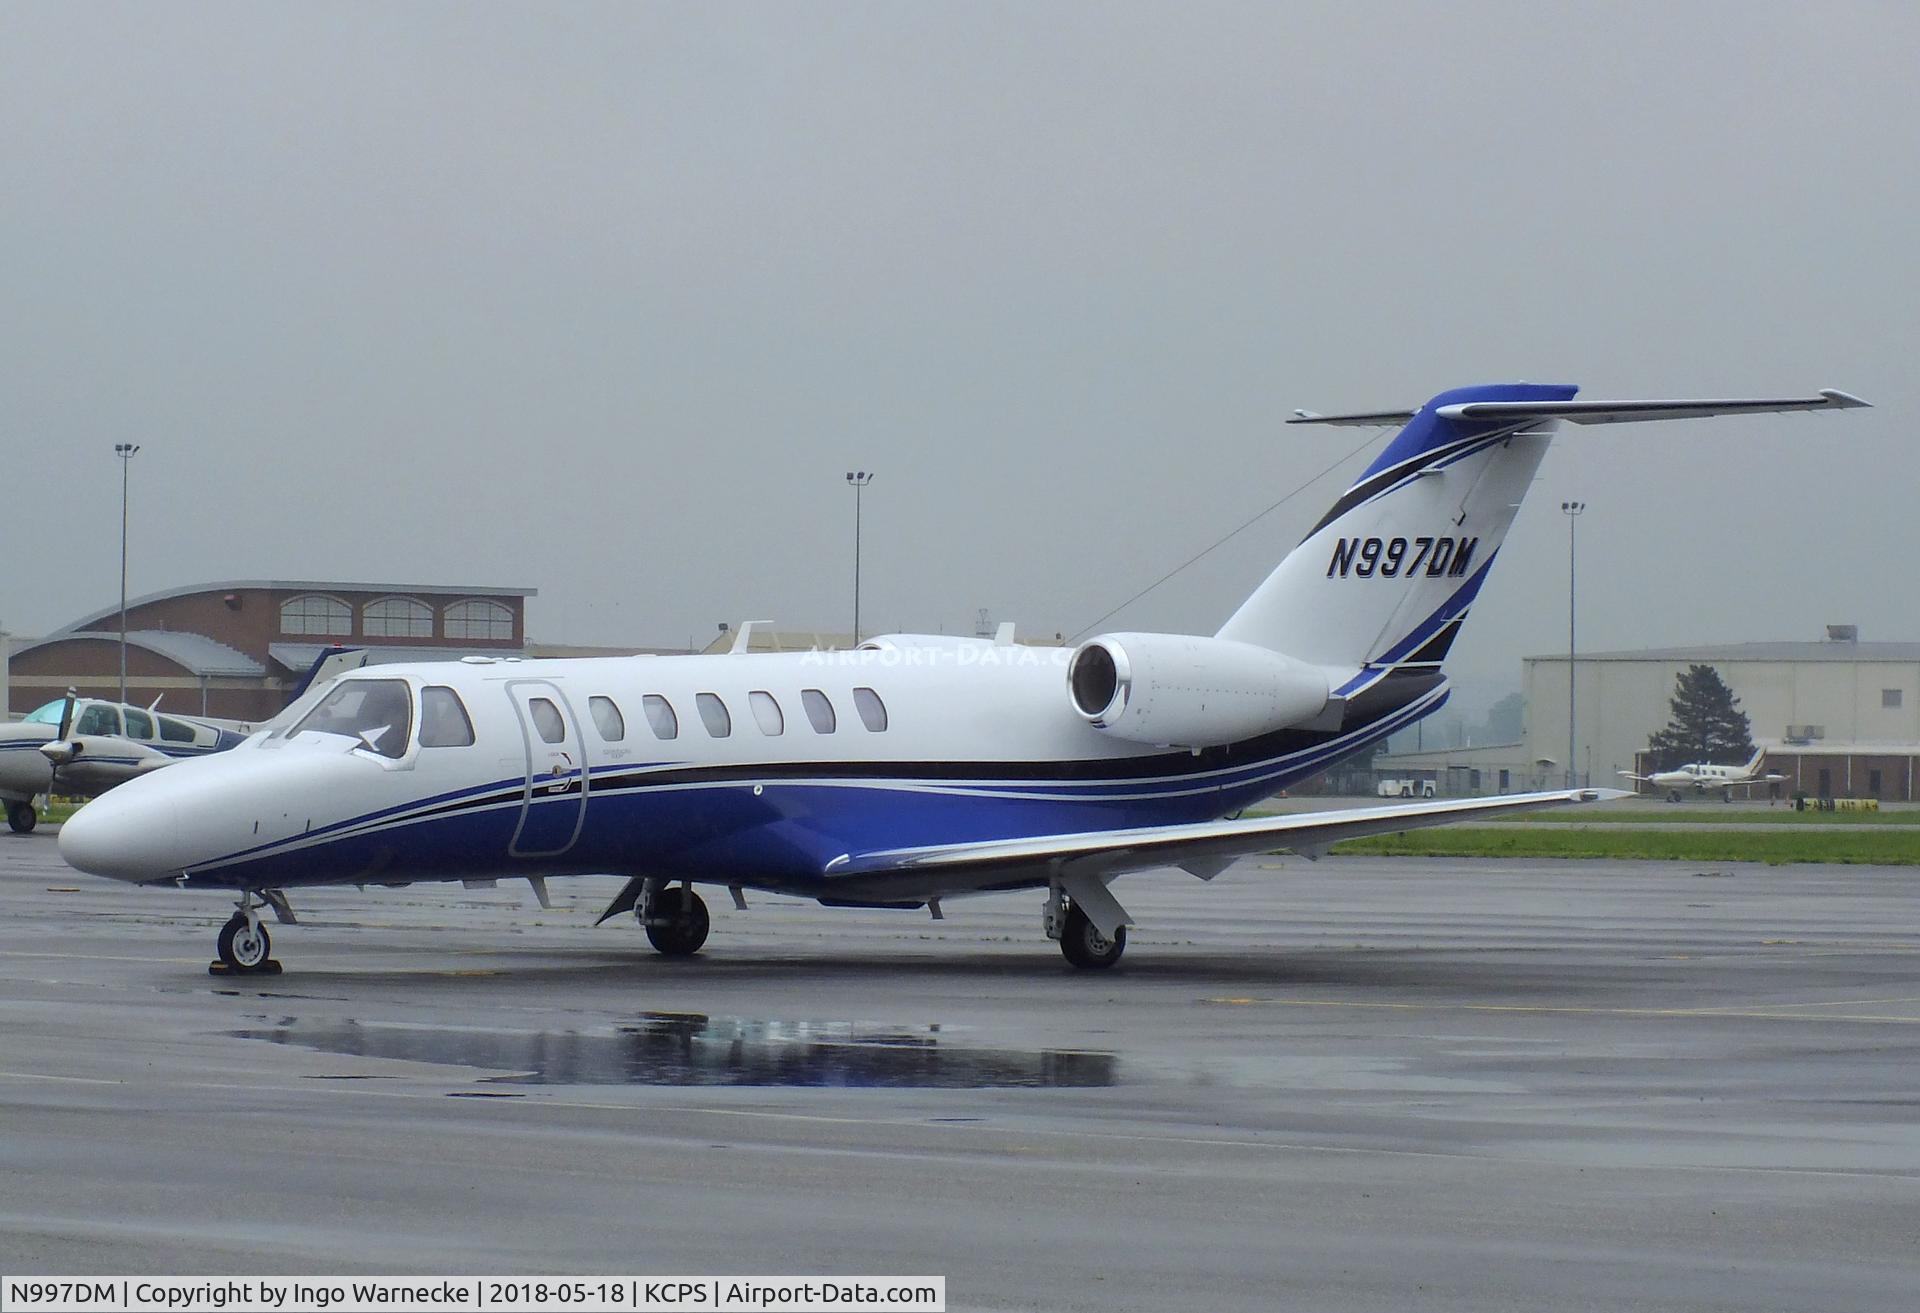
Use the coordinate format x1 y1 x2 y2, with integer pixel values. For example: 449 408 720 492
506 681 588 858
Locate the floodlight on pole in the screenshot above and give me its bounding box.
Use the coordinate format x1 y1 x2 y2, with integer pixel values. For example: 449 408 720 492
845 471 873 646
115 443 141 705
1561 500 1586 787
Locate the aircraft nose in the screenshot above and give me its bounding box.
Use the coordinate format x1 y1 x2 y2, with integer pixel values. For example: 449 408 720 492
58 789 182 883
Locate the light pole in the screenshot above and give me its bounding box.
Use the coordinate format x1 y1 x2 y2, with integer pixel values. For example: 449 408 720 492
1561 499 1586 788
845 471 873 645
115 443 141 705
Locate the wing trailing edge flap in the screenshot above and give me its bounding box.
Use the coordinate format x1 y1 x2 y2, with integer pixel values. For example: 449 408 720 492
825 788 1627 892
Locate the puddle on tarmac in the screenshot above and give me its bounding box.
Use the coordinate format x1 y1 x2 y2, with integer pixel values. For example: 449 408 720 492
231 1012 1118 1088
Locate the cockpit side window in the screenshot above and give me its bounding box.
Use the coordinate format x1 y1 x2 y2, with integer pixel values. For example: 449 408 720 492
419 686 476 748
290 679 413 759
123 708 154 739
75 705 123 737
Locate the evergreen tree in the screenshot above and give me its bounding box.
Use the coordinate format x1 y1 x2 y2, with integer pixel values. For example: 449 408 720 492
1646 665 1755 769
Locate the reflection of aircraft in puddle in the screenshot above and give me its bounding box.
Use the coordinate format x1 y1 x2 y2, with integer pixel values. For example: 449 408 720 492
58 385 1866 973
237 1014 1118 1088
1 648 368 833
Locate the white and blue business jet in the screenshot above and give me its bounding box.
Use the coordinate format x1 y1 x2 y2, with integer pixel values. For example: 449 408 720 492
58 384 1866 972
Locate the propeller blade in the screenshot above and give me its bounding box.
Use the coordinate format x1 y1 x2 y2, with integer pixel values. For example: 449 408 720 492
56 688 78 740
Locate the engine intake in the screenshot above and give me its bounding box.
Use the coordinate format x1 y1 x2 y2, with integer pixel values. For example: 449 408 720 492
1067 632 1330 748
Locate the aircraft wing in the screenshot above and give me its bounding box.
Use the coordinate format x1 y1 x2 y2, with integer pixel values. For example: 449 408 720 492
823 788 1625 898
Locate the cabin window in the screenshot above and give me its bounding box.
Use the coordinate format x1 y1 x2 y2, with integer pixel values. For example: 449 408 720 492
363 596 433 638
122 708 154 739
749 691 784 736
75 705 123 737
158 716 197 744
528 697 566 745
444 598 514 640
852 686 888 732
801 688 836 734
589 696 626 742
696 693 732 738
642 694 679 740
419 686 475 747
291 679 413 759
280 594 351 636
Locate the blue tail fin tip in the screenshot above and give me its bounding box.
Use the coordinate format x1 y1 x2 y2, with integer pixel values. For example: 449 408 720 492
1359 382 1579 480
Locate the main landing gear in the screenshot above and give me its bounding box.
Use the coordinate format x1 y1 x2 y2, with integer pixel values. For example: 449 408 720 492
1044 881 1128 969
212 890 291 974
7 801 36 834
641 881 710 957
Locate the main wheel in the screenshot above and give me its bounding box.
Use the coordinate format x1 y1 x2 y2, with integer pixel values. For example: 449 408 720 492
217 915 272 971
644 887 710 956
1667 790 1682 803
7 802 36 834
1059 904 1126 969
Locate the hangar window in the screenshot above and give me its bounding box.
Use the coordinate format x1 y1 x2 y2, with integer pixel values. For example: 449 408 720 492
123 708 154 739
801 688 836 734
1883 688 1903 709
75 705 123 736
291 678 413 759
158 716 197 744
363 597 433 638
852 686 888 732
696 693 732 738
589 696 626 742
528 697 566 745
419 686 475 747
281 594 350 636
749 691 784 736
642 694 679 740
444 599 514 640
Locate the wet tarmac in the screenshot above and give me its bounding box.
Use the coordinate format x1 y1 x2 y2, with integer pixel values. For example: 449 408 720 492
3 827 1919 1310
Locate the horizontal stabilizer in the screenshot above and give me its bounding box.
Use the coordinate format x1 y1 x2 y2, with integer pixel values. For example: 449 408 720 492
1289 389 1868 428
1288 407 1419 427
1435 389 1869 425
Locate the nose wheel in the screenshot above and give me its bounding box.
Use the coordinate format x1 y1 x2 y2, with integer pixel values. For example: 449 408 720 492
211 891 284 974
7 802 35 834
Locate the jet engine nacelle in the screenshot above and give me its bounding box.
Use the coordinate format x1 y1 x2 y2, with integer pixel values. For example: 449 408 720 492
1067 632 1330 748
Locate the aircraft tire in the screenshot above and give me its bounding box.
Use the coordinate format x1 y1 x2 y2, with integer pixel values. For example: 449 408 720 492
7 802 36 834
1059 905 1125 969
217 915 272 972
645 888 710 956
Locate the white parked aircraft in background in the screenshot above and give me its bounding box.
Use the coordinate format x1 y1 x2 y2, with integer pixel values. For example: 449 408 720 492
58 383 1865 972
1620 747 1787 802
0 697 251 832
1 649 368 831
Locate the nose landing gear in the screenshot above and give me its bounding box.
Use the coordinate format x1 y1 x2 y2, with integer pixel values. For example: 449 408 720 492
211 890 287 975
7 801 36 834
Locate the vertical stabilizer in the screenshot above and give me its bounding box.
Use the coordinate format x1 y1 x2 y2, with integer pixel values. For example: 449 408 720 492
1218 384 1577 684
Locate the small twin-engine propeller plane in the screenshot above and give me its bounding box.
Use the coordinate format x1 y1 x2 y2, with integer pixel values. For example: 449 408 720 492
1621 747 1788 802
58 383 1866 972
0 649 367 833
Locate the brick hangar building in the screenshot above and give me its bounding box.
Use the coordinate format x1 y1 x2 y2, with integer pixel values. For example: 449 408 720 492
7 580 535 722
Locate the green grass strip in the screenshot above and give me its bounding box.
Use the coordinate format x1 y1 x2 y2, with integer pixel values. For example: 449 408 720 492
1497 807 1920 825
1330 826 1920 865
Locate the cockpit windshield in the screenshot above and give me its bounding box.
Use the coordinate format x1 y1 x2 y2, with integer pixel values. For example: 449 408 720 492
289 679 413 759
22 700 67 725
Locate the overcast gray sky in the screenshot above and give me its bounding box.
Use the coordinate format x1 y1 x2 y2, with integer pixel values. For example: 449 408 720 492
4 1 1914 706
